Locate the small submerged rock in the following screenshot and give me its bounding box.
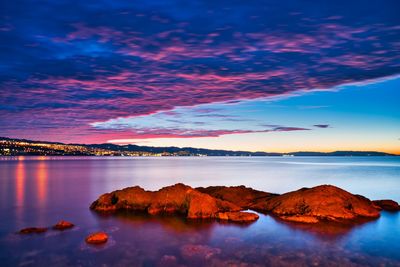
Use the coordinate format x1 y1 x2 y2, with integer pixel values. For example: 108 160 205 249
158 255 178 267
216 211 259 223
85 232 108 244
373 200 400 211
180 244 221 261
19 227 48 234
53 220 74 230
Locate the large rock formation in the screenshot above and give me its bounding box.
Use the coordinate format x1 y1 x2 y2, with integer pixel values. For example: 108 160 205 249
90 183 258 222
197 185 384 223
252 185 380 223
197 185 277 209
91 183 394 224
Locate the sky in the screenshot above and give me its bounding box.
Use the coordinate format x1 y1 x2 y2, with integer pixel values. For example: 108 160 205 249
1 0 399 153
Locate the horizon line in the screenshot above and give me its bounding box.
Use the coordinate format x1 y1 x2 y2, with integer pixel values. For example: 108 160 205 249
1 136 398 155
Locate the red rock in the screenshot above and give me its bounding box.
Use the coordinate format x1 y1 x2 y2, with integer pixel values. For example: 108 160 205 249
373 200 400 211
85 232 108 244
53 220 74 230
216 211 259 222
19 227 48 234
255 185 380 223
197 185 277 209
91 183 388 224
90 183 240 219
180 244 221 261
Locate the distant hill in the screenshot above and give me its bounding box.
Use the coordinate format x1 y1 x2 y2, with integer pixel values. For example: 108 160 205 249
0 137 397 156
289 151 395 156
88 143 282 156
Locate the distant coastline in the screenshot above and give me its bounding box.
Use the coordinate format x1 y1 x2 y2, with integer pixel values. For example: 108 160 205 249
0 137 397 157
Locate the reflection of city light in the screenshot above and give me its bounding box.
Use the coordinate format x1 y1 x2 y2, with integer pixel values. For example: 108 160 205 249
16 159 25 209
37 159 48 206
1 139 201 156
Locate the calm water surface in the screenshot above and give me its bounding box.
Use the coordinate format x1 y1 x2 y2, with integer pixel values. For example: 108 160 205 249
0 156 399 266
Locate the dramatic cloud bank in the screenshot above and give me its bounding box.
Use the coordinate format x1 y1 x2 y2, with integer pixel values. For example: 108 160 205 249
1 0 399 142
98 126 311 141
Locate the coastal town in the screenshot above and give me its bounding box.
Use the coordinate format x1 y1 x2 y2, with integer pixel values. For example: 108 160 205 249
1 137 396 157
0 138 191 156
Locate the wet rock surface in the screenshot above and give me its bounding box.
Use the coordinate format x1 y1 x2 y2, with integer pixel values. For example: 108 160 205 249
53 220 74 230
19 227 48 234
256 185 381 223
91 183 397 224
216 211 259 223
85 232 108 244
197 185 277 209
90 183 240 219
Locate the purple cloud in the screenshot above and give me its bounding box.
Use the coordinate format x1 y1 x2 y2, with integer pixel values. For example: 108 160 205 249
104 125 311 140
1 1 399 143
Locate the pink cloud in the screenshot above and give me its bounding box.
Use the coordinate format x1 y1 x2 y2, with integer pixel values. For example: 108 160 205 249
2 20 399 144
103 126 311 143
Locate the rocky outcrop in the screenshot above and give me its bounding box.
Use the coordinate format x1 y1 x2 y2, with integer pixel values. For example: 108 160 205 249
90 183 258 221
255 185 380 223
19 227 48 234
85 232 108 244
197 185 277 209
53 220 74 230
197 185 386 223
18 221 74 234
91 183 396 224
373 200 400 211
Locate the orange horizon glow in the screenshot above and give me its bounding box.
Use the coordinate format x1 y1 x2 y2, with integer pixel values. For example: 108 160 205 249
119 131 400 156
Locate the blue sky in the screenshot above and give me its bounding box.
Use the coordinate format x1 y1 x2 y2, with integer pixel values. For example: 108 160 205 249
94 76 400 153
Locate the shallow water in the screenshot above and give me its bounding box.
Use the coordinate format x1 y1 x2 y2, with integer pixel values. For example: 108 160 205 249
0 156 399 266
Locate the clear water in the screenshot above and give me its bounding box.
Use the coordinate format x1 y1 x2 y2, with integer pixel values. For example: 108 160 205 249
0 156 399 266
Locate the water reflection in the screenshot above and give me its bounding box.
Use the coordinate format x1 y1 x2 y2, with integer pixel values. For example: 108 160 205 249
87 211 400 267
94 211 254 234
15 156 25 221
95 212 218 234
0 157 399 267
99 209 378 241
269 215 378 240
36 157 48 207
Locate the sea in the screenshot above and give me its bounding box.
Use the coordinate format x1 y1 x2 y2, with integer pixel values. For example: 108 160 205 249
0 156 399 266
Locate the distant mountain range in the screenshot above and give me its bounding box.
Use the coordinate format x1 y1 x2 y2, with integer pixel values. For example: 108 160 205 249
0 137 397 156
